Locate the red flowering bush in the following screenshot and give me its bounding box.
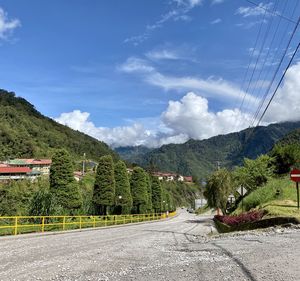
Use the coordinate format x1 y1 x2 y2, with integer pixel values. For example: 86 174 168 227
214 210 265 226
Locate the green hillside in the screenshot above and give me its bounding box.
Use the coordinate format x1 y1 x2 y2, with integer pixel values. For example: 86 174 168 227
119 122 300 179
0 89 118 161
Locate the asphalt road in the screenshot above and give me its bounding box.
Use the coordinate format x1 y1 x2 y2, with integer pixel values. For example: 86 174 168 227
0 210 299 281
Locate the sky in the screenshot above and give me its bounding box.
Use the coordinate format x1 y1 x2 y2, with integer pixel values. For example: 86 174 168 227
0 0 300 147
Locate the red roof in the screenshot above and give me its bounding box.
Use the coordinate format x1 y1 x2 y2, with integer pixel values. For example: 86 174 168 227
0 167 32 174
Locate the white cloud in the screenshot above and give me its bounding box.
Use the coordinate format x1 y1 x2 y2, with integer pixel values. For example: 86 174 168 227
162 92 252 139
263 62 300 123
236 2 273 18
119 57 257 106
210 18 222 25
55 61 300 148
118 57 155 73
0 7 20 39
125 0 202 45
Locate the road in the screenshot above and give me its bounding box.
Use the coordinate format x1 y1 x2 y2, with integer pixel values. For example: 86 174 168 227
0 210 299 281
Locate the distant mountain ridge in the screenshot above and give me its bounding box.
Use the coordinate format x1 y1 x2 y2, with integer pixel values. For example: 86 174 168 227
0 89 118 161
115 121 300 179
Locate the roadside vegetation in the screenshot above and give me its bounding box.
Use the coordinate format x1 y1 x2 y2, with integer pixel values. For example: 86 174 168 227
204 139 300 230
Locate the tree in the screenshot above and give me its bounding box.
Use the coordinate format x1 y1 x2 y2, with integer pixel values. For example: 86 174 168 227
234 155 273 192
92 155 115 215
145 174 152 213
29 187 53 216
271 144 300 174
49 149 82 212
204 168 233 215
151 177 162 213
114 160 132 214
130 167 148 214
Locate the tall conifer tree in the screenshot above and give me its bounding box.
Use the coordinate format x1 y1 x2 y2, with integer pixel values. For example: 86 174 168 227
93 155 115 215
114 160 132 214
151 177 162 213
130 167 148 214
49 149 82 212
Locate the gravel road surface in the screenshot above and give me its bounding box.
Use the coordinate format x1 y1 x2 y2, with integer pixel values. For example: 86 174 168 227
0 210 299 281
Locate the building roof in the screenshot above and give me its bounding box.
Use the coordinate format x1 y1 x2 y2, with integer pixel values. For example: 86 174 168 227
0 167 32 174
8 159 52 166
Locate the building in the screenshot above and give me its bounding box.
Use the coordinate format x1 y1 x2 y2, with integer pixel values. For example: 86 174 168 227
0 167 40 181
152 172 193 183
6 159 52 175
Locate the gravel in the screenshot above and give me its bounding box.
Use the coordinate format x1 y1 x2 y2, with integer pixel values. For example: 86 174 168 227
0 210 299 281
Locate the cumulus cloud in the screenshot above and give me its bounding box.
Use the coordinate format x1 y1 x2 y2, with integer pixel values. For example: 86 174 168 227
0 7 20 39
264 62 300 123
55 62 300 148
162 92 252 139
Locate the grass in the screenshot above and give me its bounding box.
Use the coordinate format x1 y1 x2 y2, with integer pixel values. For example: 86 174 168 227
234 176 300 219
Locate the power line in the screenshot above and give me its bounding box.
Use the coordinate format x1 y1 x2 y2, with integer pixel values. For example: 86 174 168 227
251 15 300 127
256 41 300 126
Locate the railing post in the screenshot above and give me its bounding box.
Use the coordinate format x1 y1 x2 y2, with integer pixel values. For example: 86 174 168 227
123 216 126 225
105 216 107 227
14 217 18 235
63 216 66 230
79 216 82 229
41 216 45 233
93 216 96 228
130 215 133 223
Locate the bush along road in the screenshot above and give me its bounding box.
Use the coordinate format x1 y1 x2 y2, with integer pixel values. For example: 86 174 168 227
0 210 299 281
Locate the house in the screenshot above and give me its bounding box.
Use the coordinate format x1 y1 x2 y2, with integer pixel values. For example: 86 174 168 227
183 176 193 183
0 167 40 181
6 159 52 175
74 171 83 181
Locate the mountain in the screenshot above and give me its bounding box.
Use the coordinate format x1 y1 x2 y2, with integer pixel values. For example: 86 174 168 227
0 89 118 161
114 146 153 164
117 121 300 179
276 128 300 146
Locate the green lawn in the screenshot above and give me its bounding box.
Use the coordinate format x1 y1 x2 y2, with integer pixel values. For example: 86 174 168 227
234 176 300 218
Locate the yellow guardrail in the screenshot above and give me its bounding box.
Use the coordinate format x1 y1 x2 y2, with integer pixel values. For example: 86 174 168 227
0 211 176 236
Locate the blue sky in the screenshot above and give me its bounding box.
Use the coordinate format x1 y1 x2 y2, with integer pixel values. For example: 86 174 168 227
1 0 300 147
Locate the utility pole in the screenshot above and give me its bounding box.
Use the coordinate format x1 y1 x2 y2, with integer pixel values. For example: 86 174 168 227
82 153 86 176
216 161 221 170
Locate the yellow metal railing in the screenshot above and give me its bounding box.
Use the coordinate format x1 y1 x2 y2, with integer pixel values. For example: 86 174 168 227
0 211 176 236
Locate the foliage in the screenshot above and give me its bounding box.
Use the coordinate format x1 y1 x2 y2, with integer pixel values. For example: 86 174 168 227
29 186 53 216
151 177 162 213
271 144 300 174
0 89 118 161
130 167 148 213
233 155 274 193
93 155 115 215
50 149 82 211
204 168 233 214
214 210 265 226
0 180 39 216
114 160 132 214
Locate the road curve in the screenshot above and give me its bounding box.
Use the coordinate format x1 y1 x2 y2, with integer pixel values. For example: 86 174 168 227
0 210 299 281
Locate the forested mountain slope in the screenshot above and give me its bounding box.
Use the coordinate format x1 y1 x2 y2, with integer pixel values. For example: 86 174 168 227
0 89 118 160
117 121 300 179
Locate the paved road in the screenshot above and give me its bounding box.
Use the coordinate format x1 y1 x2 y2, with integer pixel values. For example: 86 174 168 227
0 210 299 281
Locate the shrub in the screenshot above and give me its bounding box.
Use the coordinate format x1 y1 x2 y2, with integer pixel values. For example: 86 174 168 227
214 210 265 226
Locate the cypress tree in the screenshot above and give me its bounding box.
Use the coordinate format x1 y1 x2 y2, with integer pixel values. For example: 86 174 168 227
151 176 162 213
130 167 148 214
49 149 82 212
92 155 115 215
114 160 132 214
146 174 152 213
